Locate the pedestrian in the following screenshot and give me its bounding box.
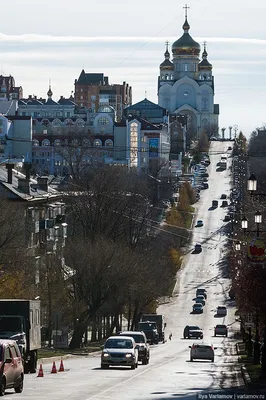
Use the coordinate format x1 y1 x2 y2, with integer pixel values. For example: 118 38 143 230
169 332 172 341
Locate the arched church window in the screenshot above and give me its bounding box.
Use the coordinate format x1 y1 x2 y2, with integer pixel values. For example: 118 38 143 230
202 98 208 110
165 74 169 80
184 64 188 71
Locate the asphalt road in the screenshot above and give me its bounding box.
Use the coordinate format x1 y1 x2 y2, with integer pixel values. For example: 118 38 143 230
6 141 246 400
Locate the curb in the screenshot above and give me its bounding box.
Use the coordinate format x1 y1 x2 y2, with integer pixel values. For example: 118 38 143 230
37 350 102 366
241 365 251 386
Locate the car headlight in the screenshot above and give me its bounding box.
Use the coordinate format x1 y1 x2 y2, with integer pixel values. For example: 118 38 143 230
125 353 133 358
102 353 110 358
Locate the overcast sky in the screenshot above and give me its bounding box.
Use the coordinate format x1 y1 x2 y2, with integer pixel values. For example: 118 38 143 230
1 0 266 136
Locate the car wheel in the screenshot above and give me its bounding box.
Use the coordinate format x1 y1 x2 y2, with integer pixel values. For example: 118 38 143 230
0 378 5 396
101 364 109 369
211 358 214 362
226 333 228 337
214 333 216 336
135 361 138 368
131 364 136 370
190 357 193 362
142 357 148 365
14 378 24 394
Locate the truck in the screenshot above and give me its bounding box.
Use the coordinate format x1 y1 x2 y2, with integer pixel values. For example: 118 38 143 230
0 299 41 373
140 314 166 343
137 321 159 345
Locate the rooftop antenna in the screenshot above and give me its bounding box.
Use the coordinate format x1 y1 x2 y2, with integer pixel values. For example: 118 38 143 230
145 90 147 98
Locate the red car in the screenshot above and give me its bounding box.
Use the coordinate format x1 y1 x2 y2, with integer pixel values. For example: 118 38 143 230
0 339 24 395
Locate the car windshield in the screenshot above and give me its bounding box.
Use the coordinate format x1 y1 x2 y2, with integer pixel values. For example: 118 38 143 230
189 326 200 330
0 346 2 361
105 339 133 349
122 334 145 343
216 325 226 328
194 304 202 307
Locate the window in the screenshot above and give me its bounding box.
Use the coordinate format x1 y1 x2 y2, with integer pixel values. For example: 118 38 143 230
105 139 113 147
54 139 61 146
80 96 83 100
80 88 83 93
42 139 50 146
33 140 39 146
43 129 48 134
80 103 83 107
184 64 188 71
94 139 102 146
98 117 109 125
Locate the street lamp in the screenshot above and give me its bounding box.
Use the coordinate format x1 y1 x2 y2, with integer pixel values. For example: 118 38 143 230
241 213 263 237
247 173 257 192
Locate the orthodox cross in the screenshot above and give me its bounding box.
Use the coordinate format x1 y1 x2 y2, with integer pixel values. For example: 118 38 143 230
183 4 190 18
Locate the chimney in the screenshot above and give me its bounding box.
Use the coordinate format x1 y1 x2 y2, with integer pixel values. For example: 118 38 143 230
18 178 30 194
37 177 48 191
24 162 32 180
6 163 14 184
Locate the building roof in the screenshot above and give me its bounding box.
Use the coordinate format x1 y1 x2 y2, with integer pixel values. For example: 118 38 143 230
125 98 165 112
76 70 105 85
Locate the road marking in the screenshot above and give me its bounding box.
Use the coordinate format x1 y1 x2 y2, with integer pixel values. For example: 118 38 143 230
85 350 187 399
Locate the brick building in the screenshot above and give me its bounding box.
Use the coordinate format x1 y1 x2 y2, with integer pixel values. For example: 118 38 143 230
0 75 23 100
74 70 132 121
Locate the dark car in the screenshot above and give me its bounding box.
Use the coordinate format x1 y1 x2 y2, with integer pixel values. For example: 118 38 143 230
183 325 203 339
202 182 209 189
119 331 150 365
194 243 202 253
221 200 228 207
214 324 228 337
196 288 207 299
220 194 227 199
224 215 230 222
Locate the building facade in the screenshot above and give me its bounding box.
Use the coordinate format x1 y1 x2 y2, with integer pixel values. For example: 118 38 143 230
0 75 23 100
158 12 219 138
74 70 132 121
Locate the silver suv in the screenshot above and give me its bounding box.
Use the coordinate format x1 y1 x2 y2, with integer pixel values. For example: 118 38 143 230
189 342 217 362
119 331 150 365
101 336 138 370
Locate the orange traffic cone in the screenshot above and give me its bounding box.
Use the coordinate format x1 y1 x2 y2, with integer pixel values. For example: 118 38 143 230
51 361 57 374
59 358 64 372
37 364 44 377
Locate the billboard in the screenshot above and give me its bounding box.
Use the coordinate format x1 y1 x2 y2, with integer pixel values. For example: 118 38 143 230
149 138 159 158
247 237 266 262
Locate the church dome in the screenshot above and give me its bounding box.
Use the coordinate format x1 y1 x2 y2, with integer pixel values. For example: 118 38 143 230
198 44 212 70
172 18 200 56
160 43 174 70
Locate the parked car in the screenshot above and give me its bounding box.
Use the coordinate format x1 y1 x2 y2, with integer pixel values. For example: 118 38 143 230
216 306 227 316
202 182 209 189
227 146 232 150
189 342 217 362
119 331 149 365
194 243 202 253
183 325 203 339
212 200 218 208
196 288 207 299
214 325 228 337
224 215 231 222
192 303 203 314
220 194 227 199
221 200 228 207
195 220 203 227
101 336 138 369
0 339 24 395
195 295 206 306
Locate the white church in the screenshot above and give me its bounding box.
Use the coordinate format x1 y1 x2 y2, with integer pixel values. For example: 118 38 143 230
158 8 219 138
